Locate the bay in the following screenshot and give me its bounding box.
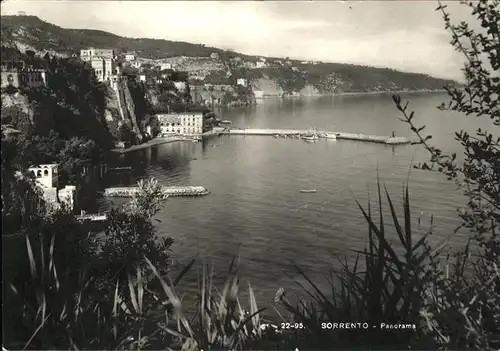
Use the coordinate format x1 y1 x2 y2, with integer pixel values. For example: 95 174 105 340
88 92 496 310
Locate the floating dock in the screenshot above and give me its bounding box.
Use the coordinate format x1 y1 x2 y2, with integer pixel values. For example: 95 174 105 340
220 128 411 145
103 185 210 197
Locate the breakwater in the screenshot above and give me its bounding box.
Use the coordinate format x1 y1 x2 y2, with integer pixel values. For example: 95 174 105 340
103 186 210 197
220 128 412 145
75 213 107 222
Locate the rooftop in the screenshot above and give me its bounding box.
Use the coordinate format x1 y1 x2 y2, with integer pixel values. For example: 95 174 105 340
29 164 59 169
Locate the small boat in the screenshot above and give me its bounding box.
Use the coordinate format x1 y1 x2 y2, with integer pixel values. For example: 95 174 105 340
302 127 319 141
273 134 279 138
302 134 319 141
220 120 232 125
300 189 317 193
324 133 337 140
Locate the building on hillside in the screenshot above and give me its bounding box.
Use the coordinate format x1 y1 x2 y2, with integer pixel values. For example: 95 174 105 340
132 61 142 69
138 74 147 82
27 164 77 212
292 66 299 72
90 57 117 82
259 57 266 62
254 90 264 99
236 78 247 87
1 65 48 89
80 48 115 61
231 56 242 63
160 63 172 71
80 48 117 82
255 61 266 69
210 52 219 60
173 81 187 92
156 112 205 136
125 53 136 61
243 61 256 69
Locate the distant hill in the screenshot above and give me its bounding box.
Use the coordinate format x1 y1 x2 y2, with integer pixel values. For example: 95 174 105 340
0 15 226 58
1 15 459 94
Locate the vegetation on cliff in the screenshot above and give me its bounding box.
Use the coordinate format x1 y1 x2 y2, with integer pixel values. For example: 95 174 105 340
1 49 114 179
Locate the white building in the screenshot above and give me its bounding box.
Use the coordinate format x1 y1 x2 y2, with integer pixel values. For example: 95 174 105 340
80 48 114 62
156 112 205 136
29 164 58 189
90 57 116 82
255 61 266 69
210 53 219 60
160 63 172 71
236 78 247 87
173 81 187 92
254 90 264 99
132 61 142 69
125 53 136 61
27 164 76 212
79 48 117 82
138 74 146 82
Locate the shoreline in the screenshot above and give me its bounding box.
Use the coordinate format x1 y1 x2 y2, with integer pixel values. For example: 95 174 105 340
254 89 448 100
111 137 183 154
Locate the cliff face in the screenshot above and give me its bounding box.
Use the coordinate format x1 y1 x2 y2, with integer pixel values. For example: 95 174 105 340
1 90 56 135
121 80 142 141
104 79 146 142
251 77 284 97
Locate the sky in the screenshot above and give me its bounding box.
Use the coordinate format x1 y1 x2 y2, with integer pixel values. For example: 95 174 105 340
0 0 476 81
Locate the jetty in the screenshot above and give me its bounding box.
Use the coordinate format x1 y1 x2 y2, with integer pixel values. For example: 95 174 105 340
75 213 107 222
220 128 411 145
103 185 210 197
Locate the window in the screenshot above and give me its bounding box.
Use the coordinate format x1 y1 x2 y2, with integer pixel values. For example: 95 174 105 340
44 170 49 176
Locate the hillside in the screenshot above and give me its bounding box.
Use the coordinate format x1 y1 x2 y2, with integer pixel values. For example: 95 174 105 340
1 15 458 95
1 15 225 58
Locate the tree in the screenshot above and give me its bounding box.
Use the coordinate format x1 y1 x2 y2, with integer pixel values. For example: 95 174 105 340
117 123 135 144
392 1 499 349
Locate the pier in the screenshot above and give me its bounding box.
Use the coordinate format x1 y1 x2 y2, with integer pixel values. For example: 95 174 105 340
103 185 210 197
220 128 412 145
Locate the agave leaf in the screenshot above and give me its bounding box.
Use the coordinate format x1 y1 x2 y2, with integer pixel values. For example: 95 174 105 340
385 186 409 251
128 272 139 314
355 200 404 273
173 258 196 287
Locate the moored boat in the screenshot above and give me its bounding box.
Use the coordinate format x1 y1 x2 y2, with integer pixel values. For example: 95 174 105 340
324 133 337 140
300 189 317 193
302 133 319 141
302 127 319 141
